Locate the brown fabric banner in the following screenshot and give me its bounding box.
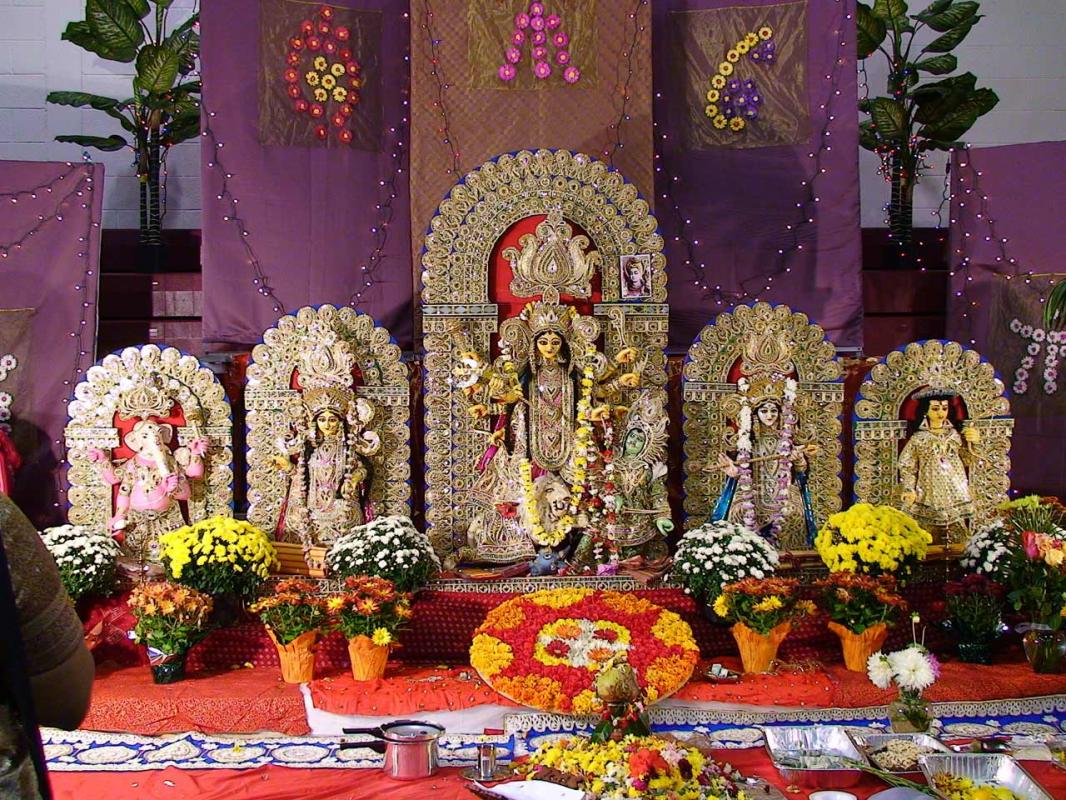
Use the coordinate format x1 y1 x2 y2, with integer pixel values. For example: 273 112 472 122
409 0 653 265
671 1 809 150
258 0 383 150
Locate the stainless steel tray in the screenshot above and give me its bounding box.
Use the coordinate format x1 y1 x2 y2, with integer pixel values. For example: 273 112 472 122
919 753 1053 800
848 732 951 776
762 725 868 789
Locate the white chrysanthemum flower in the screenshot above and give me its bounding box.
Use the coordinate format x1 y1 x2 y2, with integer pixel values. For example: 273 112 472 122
867 652 894 690
888 646 935 692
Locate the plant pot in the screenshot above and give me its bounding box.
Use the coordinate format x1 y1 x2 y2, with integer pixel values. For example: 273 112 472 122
147 647 187 684
731 621 790 674
888 692 933 733
828 621 888 672
268 628 318 683
1022 628 1066 674
348 635 389 681
957 638 995 665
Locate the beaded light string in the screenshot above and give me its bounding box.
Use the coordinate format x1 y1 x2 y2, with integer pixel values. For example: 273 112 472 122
654 0 851 305
602 0 648 166
420 0 462 176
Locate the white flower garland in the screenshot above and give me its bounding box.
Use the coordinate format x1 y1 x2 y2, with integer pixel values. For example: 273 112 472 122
1009 317 1061 395
0 353 17 429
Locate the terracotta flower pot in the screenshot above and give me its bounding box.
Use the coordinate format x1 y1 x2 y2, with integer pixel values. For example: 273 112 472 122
828 621 888 672
731 621 790 674
348 634 389 681
267 628 318 683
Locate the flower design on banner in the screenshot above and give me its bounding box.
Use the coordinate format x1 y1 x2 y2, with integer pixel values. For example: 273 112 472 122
498 2 580 84
470 589 699 714
1009 317 1062 395
704 26 775 133
0 353 17 429
284 5 363 144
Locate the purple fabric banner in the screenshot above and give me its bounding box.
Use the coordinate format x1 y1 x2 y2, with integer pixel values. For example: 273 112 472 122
946 141 1066 497
201 0 413 348
0 161 103 525
653 0 861 351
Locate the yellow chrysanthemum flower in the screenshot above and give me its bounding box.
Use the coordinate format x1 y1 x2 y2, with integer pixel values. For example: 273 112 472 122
712 114 728 129
736 41 750 55
305 71 320 86
320 74 336 90
726 49 740 63
752 595 783 612
704 104 718 118
710 75 726 89
330 62 345 77
712 594 730 617
371 628 393 647
706 88 720 103
759 25 773 40
745 32 759 47
314 87 328 102
332 87 348 102
313 56 328 71
730 117 746 131
718 61 734 76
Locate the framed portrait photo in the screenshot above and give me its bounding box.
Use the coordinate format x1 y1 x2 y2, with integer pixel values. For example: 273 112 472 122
619 253 652 300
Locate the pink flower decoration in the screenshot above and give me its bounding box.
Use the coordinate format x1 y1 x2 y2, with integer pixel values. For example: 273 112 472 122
530 15 545 31
552 31 569 48
556 49 571 65
531 30 547 45
530 2 545 16
498 64 517 81
515 13 530 29
533 60 552 79
546 14 561 30
1022 530 1041 559
511 30 525 46
532 45 548 60
563 65 580 83
506 46 521 64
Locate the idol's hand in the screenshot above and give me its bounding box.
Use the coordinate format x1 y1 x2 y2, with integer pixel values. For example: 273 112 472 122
619 372 640 389
803 444 820 456
963 426 981 445
615 347 638 365
718 453 740 479
488 428 506 447
468 403 490 419
901 490 918 507
272 455 293 472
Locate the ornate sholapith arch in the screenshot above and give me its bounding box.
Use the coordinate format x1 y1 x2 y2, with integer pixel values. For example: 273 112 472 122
421 149 668 562
245 305 410 536
65 345 233 531
681 303 844 540
854 339 1013 525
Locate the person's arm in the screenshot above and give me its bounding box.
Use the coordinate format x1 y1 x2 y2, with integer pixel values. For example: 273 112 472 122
1 496 93 729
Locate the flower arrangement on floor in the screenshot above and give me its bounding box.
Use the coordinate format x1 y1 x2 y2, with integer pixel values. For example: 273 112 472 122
128 581 213 684
326 575 413 681
520 734 749 800
249 578 327 683
159 517 278 602
867 615 940 733
325 515 440 592
39 523 121 601
813 572 907 671
815 503 931 581
712 577 815 673
669 520 779 606
944 573 1005 665
470 589 699 714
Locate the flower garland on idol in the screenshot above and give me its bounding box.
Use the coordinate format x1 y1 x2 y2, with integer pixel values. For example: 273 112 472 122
734 374 797 546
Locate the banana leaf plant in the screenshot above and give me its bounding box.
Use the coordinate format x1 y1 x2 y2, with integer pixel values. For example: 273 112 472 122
47 0 200 252
857 0 998 265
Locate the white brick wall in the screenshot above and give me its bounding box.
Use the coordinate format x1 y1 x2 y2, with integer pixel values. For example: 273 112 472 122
0 1 1062 231
0 0 199 230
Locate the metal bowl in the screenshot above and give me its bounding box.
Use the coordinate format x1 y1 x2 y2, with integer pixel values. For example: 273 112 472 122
919 753 1053 800
762 725 868 789
848 731 951 778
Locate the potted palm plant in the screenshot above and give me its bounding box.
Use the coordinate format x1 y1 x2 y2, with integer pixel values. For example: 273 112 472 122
47 0 201 271
857 0 998 266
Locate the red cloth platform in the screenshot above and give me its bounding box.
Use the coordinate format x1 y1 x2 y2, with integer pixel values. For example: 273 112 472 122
82 666 309 736
50 749 1066 800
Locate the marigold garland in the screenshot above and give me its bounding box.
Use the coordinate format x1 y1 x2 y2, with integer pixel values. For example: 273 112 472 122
471 589 699 714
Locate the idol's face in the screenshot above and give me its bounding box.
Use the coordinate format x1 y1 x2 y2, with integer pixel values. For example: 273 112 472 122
926 399 950 428
627 263 643 282
624 429 647 457
545 484 570 516
536 332 563 361
315 410 342 437
756 401 780 428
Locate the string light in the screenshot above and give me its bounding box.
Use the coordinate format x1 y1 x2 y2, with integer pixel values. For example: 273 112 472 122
654 0 851 306
421 0 461 176
603 0 648 166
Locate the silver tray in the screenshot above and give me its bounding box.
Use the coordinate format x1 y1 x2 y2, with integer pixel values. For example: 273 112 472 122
762 725 868 789
919 753 1053 800
848 732 951 776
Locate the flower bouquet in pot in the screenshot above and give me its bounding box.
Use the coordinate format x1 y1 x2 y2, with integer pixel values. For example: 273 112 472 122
39 523 122 602
326 575 412 681
159 517 278 626
249 578 327 683
813 572 907 671
669 520 779 616
128 581 213 684
867 615 940 733
712 577 815 673
944 573 1006 664
815 503 931 582
326 515 440 592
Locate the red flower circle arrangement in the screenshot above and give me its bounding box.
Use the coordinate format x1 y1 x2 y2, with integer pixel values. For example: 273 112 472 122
284 5 363 144
470 588 699 714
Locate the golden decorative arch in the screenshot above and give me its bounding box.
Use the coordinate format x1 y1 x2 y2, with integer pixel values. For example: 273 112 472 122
853 339 1012 525
245 305 410 536
65 345 233 531
681 303 844 538
421 149 668 563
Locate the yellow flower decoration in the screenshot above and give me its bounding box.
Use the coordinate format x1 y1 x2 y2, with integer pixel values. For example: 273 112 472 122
759 25 774 40
704 104 719 118
710 75 727 89
314 87 328 102
730 117 746 131
745 32 759 47
470 633 514 678
330 62 345 77
528 588 594 608
313 56 328 71
320 74 336 90
650 610 699 651
706 88 720 103
752 595 783 613
371 627 393 647
736 41 750 55
713 594 730 616
712 114 728 129
718 61 734 76
332 87 348 103
305 71 320 86
726 49 740 63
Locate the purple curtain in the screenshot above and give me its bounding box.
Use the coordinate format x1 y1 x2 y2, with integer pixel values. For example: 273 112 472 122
946 141 1066 496
653 0 862 351
0 161 103 525
201 0 413 348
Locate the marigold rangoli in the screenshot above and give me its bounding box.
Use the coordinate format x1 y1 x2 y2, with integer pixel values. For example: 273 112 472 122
470 589 699 714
